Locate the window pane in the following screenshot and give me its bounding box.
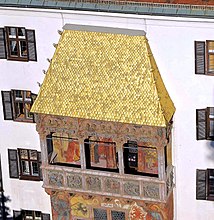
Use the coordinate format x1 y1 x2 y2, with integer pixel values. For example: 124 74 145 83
25 210 33 220
20 41 27 57
31 162 39 176
208 41 214 52
25 103 33 119
8 27 16 37
24 91 32 101
111 211 125 220
209 121 214 137
15 102 24 118
21 161 30 175
93 208 107 220
208 54 214 72
208 170 214 196
20 149 28 159
209 108 214 138
9 40 18 56
17 28 25 39
14 90 23 100
29 150 37 160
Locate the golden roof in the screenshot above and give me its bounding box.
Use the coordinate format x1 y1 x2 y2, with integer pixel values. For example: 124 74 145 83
31 25 175 127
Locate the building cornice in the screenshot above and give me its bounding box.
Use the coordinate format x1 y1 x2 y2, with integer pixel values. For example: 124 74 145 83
1 0 214 19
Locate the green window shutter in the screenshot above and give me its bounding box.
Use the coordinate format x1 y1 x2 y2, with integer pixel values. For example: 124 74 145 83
26 29 37 61
8 149 19 179
195 41 205 75
196 169 207 200
1 91 13 120
0 28 7 59
196 109 207 140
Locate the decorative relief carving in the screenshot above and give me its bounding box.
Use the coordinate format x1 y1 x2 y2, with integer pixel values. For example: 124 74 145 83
37 114 78 133
48 171 64 187
143 183 160 199
166 167 174 195
104 177 120 194
37 115 166 147
67 173 82 189
124 181 140 196
86 176 101 191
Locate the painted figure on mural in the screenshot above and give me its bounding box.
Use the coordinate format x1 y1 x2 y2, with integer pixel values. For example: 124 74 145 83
51 192 71 220
52 133 81 165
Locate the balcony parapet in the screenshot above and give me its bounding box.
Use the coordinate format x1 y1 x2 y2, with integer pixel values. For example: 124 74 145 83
42 164 175 203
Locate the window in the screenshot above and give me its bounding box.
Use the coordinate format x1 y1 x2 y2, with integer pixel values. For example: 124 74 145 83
1 90 37 122
93 208 107 220
123 141 158 177
13 210 50 220
85 137 119 172
195 40 214 75
8 149 42 181
93 208 126 220
0 26 37 61
196 107 214 140
46 133 81 167
196 169 214 201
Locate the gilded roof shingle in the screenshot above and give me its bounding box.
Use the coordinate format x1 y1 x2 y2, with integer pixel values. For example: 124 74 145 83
31 25 175 127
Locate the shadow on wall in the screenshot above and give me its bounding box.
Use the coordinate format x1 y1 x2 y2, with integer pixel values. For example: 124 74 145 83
0 192 12 220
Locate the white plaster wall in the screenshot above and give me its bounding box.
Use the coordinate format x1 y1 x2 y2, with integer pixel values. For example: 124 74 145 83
0 6 214 219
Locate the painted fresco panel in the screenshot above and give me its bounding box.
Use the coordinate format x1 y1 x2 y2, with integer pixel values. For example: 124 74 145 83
89 137 117 169
50 192 173 220
138 146 158 174
52 133 81 165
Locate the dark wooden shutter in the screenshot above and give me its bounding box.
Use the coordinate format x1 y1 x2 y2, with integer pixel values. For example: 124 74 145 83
13 210 22 219
196 109 207 140
42 213 50 220
196 169 207 200
8 149 19 178
195 41 205 75
0 28 7 59
38 152 43 181
1 91 13 120
26 29 37 61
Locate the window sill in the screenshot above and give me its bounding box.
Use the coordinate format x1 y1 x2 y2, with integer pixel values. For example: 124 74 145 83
19 175 41 181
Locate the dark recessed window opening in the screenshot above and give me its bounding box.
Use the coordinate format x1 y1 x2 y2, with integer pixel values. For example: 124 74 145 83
123 141 158 178
46 133 81 168
85 137 119 173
